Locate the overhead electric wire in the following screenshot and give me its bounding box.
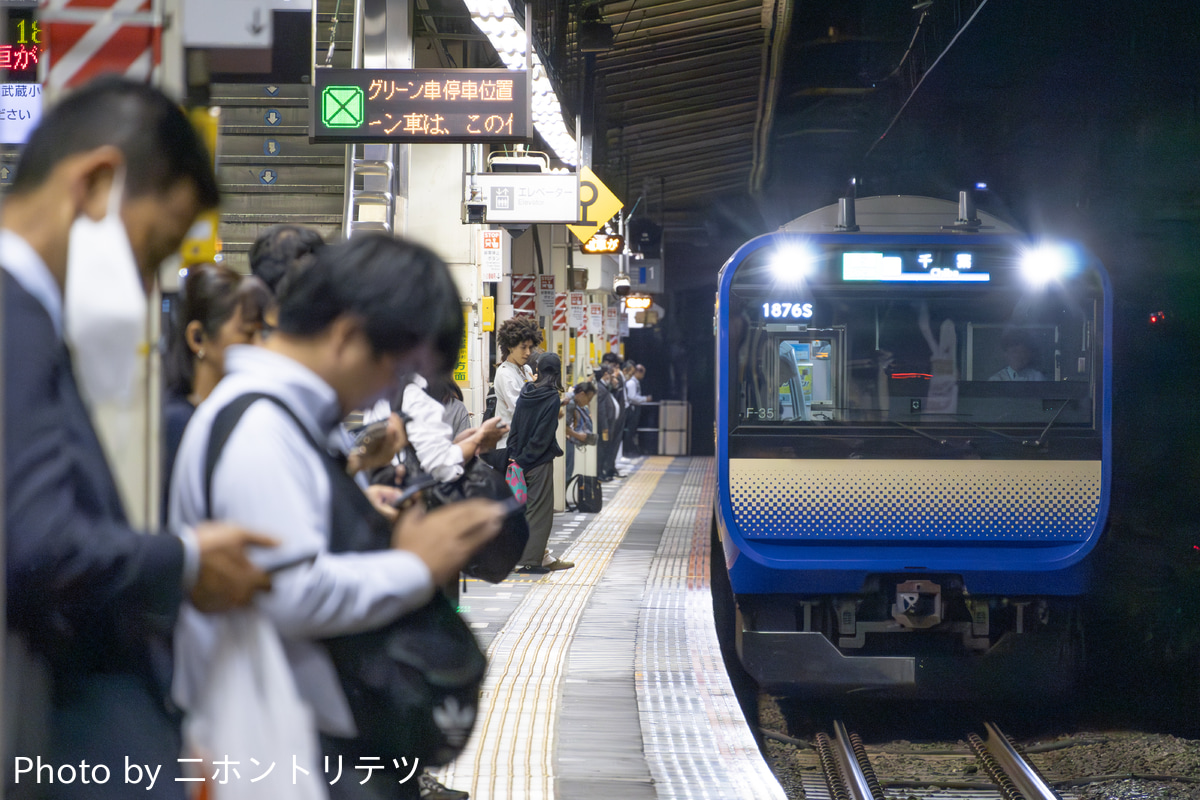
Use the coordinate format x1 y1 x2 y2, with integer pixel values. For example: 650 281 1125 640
865 7 932 85
863 0 990 162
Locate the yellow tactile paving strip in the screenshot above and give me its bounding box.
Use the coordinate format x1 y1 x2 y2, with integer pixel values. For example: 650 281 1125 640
433 458 671 800
638 458 788 800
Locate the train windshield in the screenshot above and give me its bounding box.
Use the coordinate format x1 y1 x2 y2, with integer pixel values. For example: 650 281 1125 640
727 242 1104 450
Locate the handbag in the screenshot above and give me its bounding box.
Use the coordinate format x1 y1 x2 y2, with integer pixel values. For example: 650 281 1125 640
425 458 529 583
204 393 486 766
481 383 498 421
389 383 528 583
505 462 528 504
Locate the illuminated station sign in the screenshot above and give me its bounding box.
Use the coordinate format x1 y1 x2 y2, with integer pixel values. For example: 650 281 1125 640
310 68 532 144
2 11 40 82
582 233 623 254
1 10 42 146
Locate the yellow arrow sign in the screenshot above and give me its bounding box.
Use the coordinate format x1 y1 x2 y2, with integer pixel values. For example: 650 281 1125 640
567 167 623 244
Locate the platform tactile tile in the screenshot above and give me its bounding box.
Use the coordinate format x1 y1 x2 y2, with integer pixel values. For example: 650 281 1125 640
636 458 788 800
433 459 670 800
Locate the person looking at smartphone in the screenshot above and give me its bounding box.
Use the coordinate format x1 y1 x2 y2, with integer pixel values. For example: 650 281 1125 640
565 381 596 480
508 352 573 574
393 374 506 483
169 233 504 798
2 77 274 797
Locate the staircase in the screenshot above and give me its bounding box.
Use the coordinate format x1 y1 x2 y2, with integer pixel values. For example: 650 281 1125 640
211 0 356 271
210 82 346 271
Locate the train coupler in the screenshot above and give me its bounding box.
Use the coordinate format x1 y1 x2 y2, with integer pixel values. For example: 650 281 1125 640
891 579 943 629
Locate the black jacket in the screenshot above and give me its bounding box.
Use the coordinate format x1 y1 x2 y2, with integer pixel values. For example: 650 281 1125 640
3 270 186 779
506 382 564 471
3 271 184 669
596 381 619 440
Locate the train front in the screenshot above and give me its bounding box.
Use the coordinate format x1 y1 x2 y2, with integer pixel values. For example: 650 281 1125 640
714 199 1111 699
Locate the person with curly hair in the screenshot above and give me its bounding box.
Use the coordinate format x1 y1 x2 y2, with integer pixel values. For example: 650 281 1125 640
489 314 542 468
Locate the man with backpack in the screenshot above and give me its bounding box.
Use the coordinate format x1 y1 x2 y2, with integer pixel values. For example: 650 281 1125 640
169 234 503 798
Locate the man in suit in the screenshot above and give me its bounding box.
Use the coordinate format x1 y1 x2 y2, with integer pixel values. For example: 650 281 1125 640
2 78 274 798
595 366 622 481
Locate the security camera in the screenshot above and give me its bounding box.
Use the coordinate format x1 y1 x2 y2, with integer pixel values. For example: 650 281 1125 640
463 202 487 225
613 272 632 297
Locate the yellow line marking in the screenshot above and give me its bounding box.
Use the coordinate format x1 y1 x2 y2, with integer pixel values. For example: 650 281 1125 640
434 458 672 800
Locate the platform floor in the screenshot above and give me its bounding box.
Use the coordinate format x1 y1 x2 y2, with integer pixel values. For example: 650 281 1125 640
432 456 787 800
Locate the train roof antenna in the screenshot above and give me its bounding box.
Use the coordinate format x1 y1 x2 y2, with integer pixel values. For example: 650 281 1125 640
837 196 859 232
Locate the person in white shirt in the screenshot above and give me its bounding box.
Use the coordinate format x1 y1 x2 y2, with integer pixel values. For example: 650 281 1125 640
623 363 651 455
170 234 503 799
483 315 541 470
395 374 504 483
988 329 1047 381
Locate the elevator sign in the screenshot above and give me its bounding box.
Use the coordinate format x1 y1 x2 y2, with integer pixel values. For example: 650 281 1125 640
311 68 532 144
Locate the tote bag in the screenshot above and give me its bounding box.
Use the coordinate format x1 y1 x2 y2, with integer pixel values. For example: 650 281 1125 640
505 462 528 504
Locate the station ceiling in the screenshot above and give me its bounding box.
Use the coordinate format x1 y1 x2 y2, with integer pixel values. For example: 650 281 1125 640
587 0 785 224
420 0 989 236
419 0 1199 285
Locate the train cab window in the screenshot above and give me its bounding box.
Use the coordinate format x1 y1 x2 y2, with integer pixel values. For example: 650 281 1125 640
728 246 1104 442
752 334 844 422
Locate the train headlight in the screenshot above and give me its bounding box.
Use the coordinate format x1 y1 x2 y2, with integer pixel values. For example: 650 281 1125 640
1020 243 1075 285
769 243 820 284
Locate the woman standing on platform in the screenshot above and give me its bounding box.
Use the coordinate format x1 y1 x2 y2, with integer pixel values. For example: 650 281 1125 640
508 352 574 574
163 263 270 518
485 315 541 470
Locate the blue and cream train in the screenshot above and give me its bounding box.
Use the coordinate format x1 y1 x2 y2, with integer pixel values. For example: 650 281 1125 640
713 194 1111 698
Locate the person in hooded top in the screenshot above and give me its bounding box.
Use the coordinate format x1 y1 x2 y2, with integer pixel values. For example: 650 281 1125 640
506 352 574 574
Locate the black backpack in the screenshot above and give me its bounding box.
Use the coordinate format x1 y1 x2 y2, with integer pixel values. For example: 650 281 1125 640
566 473 603 514
390 382 527 583
481 383 498 422
204 393 486 766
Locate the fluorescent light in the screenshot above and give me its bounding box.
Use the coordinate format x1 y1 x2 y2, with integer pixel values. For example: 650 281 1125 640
464 0 578 166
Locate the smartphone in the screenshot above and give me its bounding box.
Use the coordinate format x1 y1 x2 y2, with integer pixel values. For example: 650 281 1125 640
264 551 318 574
352 418 391 450
390 473 439 508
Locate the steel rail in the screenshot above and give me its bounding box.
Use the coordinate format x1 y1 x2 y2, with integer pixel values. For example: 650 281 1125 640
810 721 1068 800
825 720 883 800
982 722 1064 800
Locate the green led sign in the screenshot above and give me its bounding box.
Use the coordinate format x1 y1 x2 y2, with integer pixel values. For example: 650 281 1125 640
322 85 364 128
310 68 532 144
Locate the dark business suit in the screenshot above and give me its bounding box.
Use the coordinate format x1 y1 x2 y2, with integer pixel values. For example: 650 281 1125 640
596 382 620 479
3 271 187 798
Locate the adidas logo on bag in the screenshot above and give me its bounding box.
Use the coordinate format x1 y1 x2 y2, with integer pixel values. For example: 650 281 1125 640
433 696 477 748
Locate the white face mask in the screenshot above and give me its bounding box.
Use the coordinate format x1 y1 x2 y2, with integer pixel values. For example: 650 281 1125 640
63 169 148 406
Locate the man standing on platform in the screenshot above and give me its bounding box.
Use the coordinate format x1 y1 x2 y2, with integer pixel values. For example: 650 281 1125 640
2 77 274 798
596 366 622 481
623 364 651 456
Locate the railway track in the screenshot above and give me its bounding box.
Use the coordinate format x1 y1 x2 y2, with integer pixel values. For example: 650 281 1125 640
798 721 1071 800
